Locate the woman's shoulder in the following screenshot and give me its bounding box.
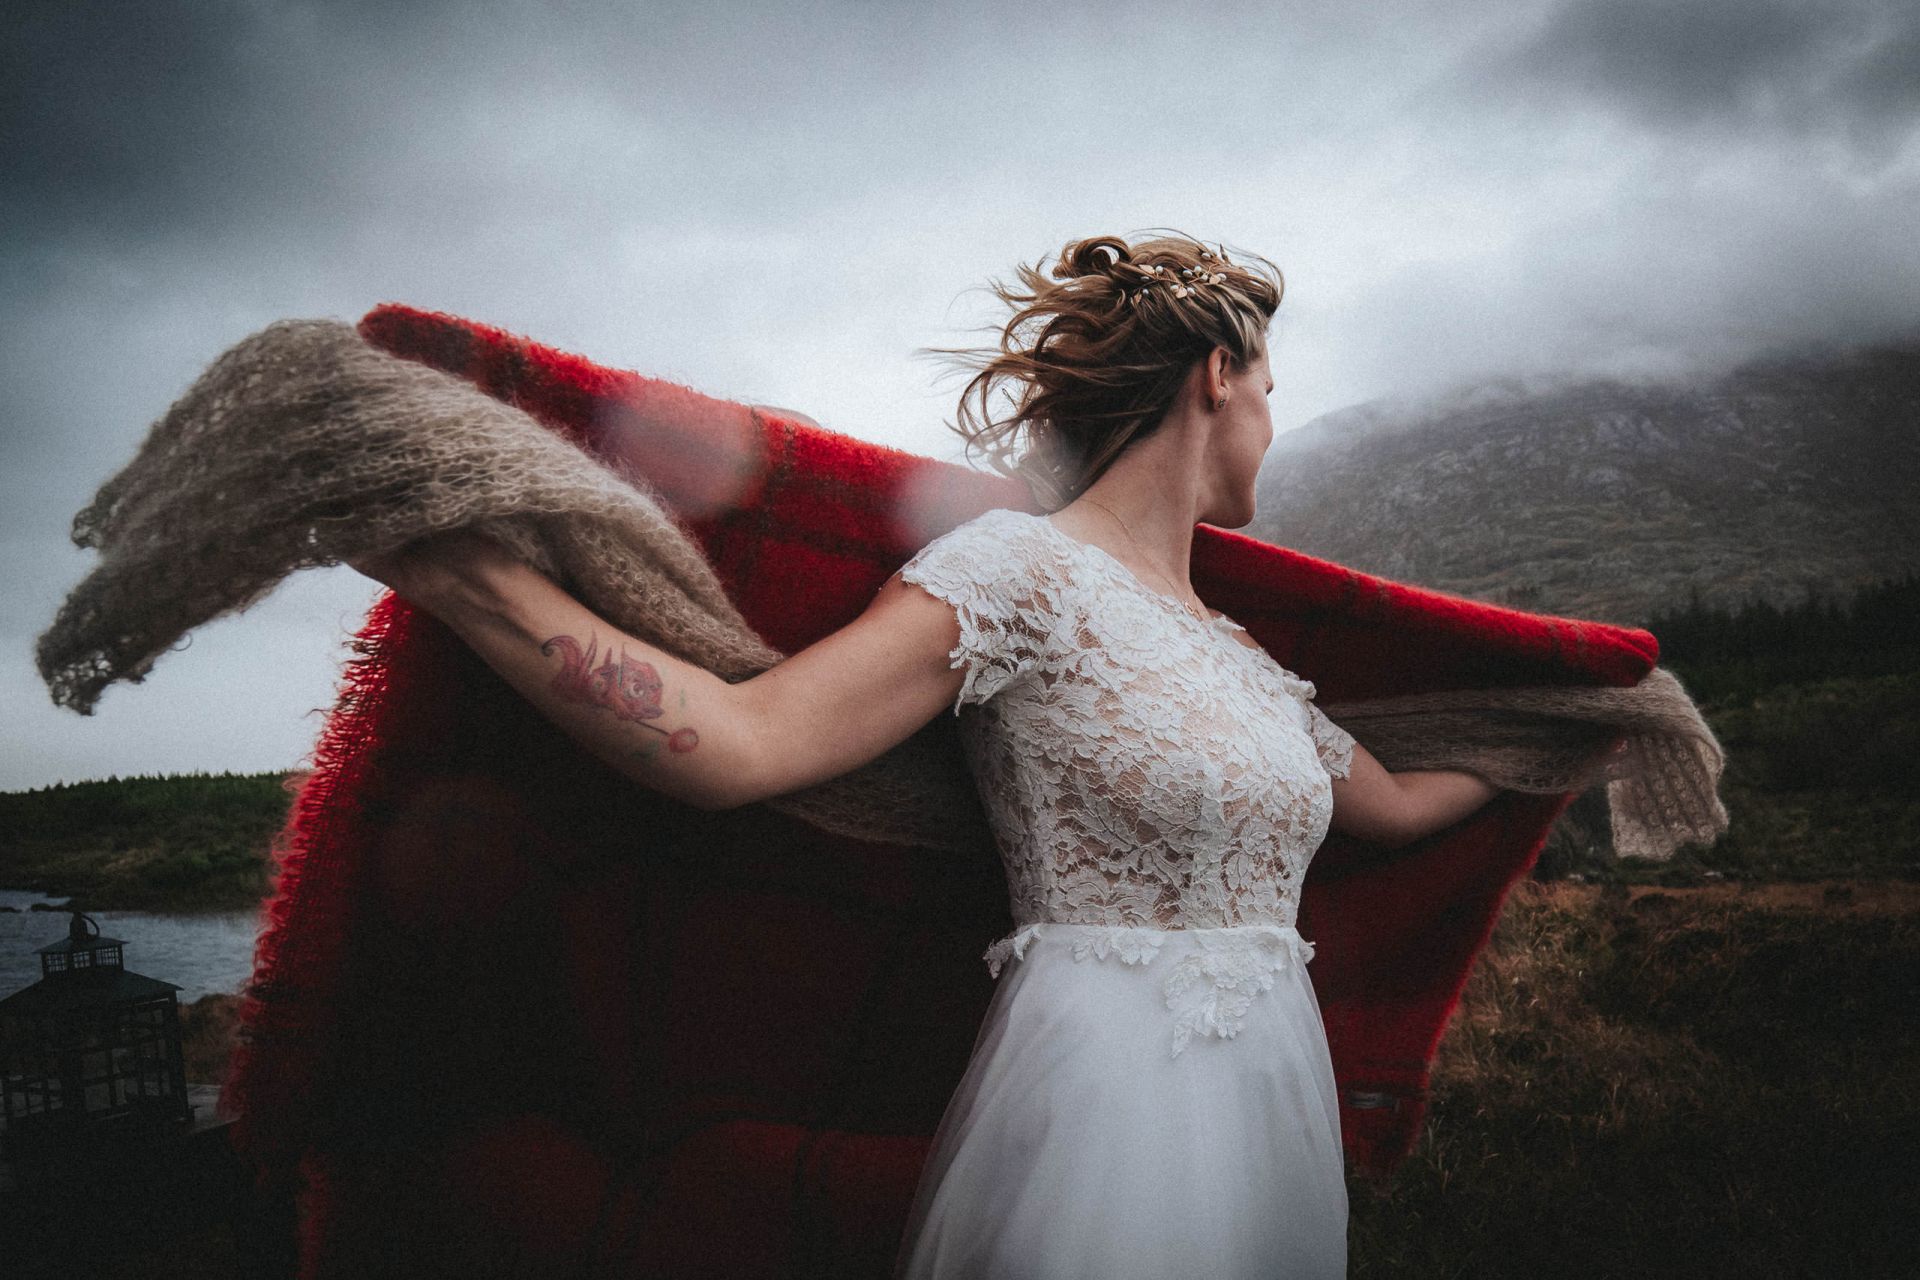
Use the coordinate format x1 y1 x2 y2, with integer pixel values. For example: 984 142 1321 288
912 507 1048 560
947 505 1043 537
900 508 1070 605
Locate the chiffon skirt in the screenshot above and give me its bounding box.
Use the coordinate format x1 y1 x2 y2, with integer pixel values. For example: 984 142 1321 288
892 922 1348 1279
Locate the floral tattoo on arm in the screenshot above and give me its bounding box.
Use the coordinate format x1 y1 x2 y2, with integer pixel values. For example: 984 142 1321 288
541 634 700 757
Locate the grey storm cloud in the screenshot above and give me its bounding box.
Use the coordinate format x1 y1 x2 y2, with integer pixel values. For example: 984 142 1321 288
1 1 850 250
1475 0 1920 156
2 0 1917 789
3 1 389 243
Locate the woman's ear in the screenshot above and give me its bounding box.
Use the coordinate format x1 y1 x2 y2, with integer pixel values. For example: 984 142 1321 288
1207 346 1232 407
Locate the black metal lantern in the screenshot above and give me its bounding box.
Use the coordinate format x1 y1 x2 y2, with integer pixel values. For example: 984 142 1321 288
0 909 193 1170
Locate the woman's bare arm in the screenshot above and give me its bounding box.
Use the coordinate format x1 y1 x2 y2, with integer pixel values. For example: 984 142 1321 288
1326 740 1502 847
353 531 970 812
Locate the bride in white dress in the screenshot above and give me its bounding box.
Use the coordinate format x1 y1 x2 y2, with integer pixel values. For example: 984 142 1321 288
351 231 1502 1278
888 501 1357 1277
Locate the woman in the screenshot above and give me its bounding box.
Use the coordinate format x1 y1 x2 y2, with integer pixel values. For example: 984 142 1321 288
354 232 1502 1277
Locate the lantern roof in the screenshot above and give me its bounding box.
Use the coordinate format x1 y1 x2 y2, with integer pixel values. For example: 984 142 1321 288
32 908 128 957
0 966 181 1014
35 931 130 955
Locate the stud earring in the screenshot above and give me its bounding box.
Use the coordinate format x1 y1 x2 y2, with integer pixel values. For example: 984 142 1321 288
1214 397 1226 410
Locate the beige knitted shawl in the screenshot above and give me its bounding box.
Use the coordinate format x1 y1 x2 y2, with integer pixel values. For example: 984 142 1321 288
36 320 1728 861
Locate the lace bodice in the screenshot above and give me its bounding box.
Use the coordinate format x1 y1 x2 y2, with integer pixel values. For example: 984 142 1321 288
898 508 1357 1009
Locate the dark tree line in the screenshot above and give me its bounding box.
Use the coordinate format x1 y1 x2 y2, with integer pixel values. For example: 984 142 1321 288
1648 572 1920 703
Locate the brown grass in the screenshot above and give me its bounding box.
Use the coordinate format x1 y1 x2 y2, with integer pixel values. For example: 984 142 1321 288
1348 880 1920 1278
179 992 243 1088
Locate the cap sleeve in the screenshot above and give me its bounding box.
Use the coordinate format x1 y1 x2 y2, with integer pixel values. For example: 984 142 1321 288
897 509 1065 715
1271 667 1358 781
1259 660 1367 782
1303 700 1357 780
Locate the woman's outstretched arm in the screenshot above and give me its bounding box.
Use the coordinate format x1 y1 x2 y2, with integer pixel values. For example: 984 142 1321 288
1326 741 1502 848
352 531 971 812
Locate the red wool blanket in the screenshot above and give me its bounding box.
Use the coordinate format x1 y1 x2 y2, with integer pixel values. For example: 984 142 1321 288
223 304 1656 1278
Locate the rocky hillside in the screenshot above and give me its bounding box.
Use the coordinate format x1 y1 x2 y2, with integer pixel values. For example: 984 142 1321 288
1247 335 1920 625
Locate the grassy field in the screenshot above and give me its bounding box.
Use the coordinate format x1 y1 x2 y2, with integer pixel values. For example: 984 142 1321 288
1347 879 1919 1278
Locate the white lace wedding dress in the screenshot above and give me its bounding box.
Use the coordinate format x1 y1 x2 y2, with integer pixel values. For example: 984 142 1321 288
890 507 1357 1279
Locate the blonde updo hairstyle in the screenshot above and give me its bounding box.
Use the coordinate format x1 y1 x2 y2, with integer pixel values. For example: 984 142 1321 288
927 230 1283 511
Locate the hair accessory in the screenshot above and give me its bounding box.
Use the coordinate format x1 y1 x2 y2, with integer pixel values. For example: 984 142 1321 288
1128 258 1227 304
1166 263 1230 299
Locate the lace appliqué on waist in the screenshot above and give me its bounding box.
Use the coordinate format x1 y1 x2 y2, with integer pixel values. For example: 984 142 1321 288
982 922 1317 1059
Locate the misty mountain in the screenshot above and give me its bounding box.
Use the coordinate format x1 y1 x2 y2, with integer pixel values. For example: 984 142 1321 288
1247 335 1920 626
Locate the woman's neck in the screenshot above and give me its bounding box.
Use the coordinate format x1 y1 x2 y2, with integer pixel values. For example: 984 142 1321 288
1052 460 1203 596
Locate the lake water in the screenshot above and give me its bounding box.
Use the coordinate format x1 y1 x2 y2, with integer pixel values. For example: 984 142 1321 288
0 889 262 1004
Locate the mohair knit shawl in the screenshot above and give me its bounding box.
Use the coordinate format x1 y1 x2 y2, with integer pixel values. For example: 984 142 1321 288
37 318 1724 858
35 311 1729 1278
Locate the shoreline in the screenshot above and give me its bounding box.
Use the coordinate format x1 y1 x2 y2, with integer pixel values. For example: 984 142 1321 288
0 894 265 917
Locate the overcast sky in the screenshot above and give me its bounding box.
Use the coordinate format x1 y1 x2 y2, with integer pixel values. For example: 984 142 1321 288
4 0 1917 791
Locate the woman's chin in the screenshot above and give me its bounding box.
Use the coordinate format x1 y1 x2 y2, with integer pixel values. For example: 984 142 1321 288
1211 495 1259 529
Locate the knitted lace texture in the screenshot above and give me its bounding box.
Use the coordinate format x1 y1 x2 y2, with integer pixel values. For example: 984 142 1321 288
35 319 1726 859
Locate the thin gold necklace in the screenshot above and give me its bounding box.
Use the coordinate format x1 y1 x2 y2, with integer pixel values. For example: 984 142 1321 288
1081 498 1212 624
